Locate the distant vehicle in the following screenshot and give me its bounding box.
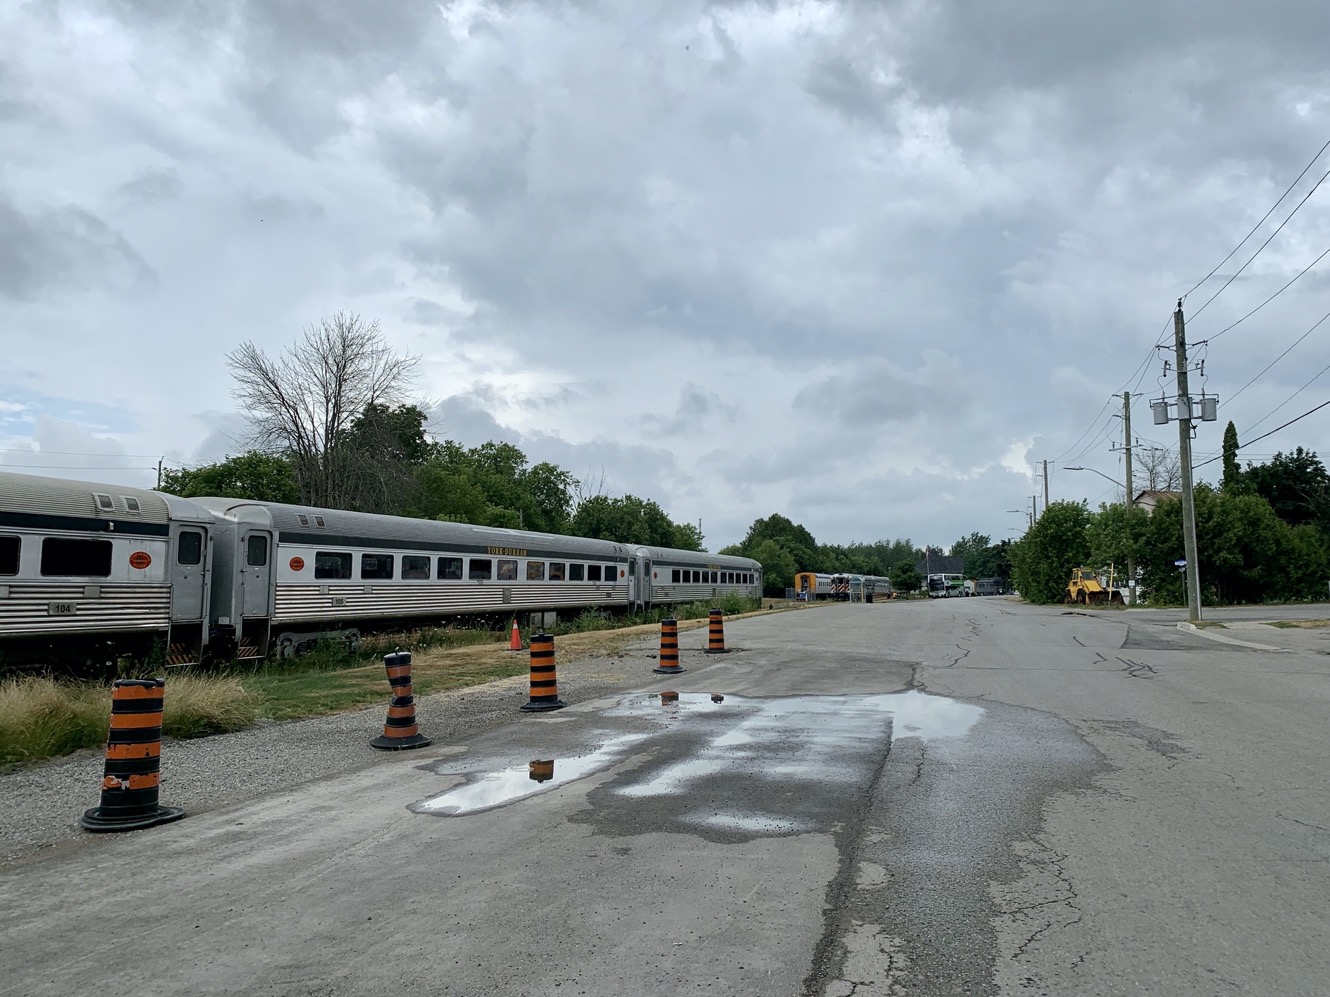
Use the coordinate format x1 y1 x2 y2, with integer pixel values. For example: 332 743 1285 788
830 573 851 601
1065 566 1124 606
927 573 965 598
974 577 1007 596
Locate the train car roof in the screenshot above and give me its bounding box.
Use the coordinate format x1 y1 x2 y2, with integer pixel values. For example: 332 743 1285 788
629 545 761 569
188 497 635 559
0 470 213 525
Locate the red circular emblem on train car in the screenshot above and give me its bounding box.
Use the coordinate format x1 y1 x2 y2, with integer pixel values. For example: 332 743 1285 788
128 552 152 569
289 556 306 571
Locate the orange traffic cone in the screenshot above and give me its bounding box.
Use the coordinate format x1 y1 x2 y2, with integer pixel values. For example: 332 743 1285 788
508 619 523 652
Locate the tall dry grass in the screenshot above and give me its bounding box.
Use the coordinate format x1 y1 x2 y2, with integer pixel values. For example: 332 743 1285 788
0 675 260 766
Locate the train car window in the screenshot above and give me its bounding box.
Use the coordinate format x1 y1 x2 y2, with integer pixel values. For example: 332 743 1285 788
527 561 545 581
712 571 720 584
94 493 114 512
586 564 602 582
469 558 493 580
438 557 463 580
497 559 518 581
402 555 431 579
610 565 621 580
122 497 141 514
671 569 680 583
40 538 112 577
568 563 584 581
628 560 636 577
315 552 352 579
177 531 203 566
246 535 268 567
298 514 310 527
314 516 326 528
549 562 565 581
361 554 394 579
0 536 19 575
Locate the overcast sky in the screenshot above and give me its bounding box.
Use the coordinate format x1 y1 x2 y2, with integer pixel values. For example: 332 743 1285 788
3 0 1330 552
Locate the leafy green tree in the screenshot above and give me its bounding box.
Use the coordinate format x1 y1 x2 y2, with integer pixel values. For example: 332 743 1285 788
160 451 300 503
672 521 705 552
570 494 678 547
1245 448 1330 529
890 560 922 594
740 514 818 571
1221 421 1245 495
1086 502 1148 578
1009 501 1092 603
949 532 992 576
750 539 797 595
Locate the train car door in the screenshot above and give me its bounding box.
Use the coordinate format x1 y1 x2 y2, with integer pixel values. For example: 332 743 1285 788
640 554 652 610
171 527 208 622
238 529 273 657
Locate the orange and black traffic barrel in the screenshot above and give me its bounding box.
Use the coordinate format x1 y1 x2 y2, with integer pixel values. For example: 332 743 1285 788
521 633 566 712
654 617 684 674
370 651 432 750
704 608 728 654
80 678 185 832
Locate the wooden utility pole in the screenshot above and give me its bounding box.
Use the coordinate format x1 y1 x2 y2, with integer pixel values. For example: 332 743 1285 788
1174 301 1203 621
1123 392 1136 606
156 458 163 491
1043 459 1050 515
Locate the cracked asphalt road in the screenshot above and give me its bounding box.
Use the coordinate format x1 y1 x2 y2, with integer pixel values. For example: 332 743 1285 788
2 599 1328 996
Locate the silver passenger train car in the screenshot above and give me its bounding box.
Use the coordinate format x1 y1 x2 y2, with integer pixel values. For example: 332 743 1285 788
0 471 763 667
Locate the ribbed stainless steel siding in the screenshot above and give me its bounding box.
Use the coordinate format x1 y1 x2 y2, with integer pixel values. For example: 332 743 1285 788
0 584 171 634
273 584 630 623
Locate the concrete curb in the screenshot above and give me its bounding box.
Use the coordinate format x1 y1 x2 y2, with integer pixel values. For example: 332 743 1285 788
1176 622 1292 652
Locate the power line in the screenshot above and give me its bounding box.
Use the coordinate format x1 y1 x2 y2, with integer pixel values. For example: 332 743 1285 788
1203 243 1330 343
1227 306 1330 404
1189 163 1330 322
1194 397 1330 470
0 447 164 458
1244 355 1330 436
1183 135 1330 300
0 464 159 471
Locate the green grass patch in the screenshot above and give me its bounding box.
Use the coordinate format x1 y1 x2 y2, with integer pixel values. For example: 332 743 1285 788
1265 619 1330 629
0 674 260 766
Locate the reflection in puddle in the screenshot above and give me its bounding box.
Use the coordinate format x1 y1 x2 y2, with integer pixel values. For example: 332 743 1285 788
411 691 983 823
411 733 650 816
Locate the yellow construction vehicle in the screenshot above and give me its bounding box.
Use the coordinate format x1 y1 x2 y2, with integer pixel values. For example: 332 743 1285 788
1066 566 1124 605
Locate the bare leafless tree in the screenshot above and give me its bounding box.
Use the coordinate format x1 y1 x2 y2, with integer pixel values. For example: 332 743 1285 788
571 465 609 513
227 312 418 508
1137 446 1182 492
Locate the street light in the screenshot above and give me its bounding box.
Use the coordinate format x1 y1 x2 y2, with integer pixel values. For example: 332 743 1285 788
1063 466 1120 488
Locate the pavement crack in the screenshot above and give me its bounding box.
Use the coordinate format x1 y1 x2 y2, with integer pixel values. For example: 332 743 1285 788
1115 656 1156 679
1277 813 1330 834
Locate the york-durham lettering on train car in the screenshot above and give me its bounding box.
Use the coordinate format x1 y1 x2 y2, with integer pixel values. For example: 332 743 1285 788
486 546 528 557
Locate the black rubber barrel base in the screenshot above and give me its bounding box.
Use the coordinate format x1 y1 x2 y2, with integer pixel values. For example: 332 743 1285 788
653 665 686 674
80 805 186 833
370 733 433 750
521 699 567 712
704 649 730 655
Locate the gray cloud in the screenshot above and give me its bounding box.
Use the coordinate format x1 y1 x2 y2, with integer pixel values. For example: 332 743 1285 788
0 196 156 300
118 167 183 204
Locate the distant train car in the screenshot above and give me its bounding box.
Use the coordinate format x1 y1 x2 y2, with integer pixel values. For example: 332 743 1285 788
793 571 834 601
191 498 763 658
830 573 851 601
861 575 893 601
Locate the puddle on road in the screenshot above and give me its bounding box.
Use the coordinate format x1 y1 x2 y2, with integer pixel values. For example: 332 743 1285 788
411 691 983 820
410 732 652 816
